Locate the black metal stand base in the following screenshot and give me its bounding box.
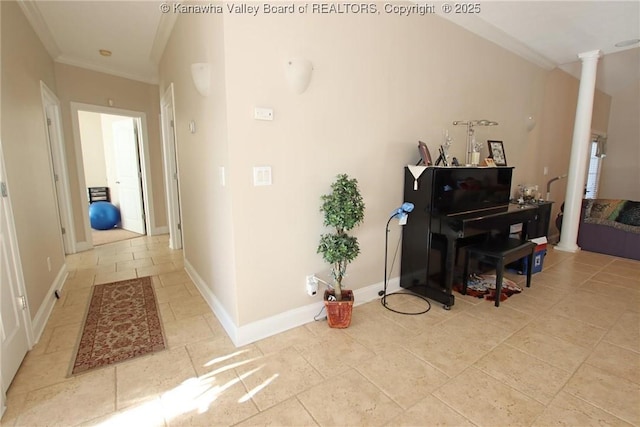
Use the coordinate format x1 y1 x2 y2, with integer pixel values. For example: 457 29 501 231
400 283 455 310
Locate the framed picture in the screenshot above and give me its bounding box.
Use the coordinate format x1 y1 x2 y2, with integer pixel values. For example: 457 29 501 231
487 140 507 166
418 141 432 166
483 158 496 167
436 145 449 166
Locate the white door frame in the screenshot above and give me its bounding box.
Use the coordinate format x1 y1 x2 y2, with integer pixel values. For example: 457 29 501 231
71 103 155 250
40 82 75 254
160 84 183 249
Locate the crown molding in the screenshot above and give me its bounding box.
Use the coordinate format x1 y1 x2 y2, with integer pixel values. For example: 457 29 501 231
55 56 159 85
150 2 179 65
17 0 61 59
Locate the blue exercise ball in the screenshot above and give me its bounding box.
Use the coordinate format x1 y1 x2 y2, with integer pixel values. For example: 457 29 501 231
89 201 121 230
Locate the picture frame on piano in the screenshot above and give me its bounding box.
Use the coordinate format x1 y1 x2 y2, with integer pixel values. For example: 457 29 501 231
417 141 432 166
488 140 507 166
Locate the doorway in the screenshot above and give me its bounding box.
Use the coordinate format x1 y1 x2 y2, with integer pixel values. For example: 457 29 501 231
71 103 155 249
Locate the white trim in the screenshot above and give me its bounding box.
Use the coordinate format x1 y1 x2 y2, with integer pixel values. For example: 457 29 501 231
184 259 238 342
150 6 179 65
184 258 401 347
70 103 156 247
30 265 68 344
160 84 183 249
40 82 76 254
153 226 169 236
54 57 158 85
75 241 93 253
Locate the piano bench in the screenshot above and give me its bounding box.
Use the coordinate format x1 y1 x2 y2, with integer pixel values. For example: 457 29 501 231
462 238 536 307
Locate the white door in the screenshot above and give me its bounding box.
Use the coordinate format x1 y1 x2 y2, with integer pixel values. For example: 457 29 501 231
41 83 74 254
112 118 145 234
161 84 183 249
0 145 30 395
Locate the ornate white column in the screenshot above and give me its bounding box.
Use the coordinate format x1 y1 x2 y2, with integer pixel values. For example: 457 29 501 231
556 50 601 253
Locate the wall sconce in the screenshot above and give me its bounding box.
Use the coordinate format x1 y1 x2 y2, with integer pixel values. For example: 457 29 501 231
526 115 537 132
191 63 211 97
285 58 313 94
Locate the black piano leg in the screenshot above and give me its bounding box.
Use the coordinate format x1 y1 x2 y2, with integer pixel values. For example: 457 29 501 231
494 260 504 307
443 239 456 310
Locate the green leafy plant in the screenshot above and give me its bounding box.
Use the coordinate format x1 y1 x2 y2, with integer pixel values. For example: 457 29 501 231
317 174 365 301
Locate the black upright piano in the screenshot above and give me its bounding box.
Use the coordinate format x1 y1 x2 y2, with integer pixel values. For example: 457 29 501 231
399 166 543 309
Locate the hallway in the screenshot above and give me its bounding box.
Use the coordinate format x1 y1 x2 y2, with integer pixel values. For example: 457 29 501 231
1 235 639 426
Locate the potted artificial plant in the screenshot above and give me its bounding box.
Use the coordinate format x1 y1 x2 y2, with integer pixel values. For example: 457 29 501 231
317 174 365 328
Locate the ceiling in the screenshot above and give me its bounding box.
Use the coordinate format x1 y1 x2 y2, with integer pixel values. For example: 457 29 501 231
18 1 640 94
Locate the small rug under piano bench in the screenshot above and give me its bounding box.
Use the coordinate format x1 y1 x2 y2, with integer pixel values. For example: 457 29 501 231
453 274 522 303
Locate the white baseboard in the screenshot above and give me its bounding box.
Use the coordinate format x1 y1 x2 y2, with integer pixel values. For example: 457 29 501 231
151 226 169 236
75 241 92 253
184 257 401 347
30 264 68 344
183 259 238 343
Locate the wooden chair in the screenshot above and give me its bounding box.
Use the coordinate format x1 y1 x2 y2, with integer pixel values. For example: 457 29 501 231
88 187 110 204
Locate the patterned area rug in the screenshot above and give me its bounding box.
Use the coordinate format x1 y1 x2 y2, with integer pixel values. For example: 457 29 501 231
70 276 166 375
453 274 522 303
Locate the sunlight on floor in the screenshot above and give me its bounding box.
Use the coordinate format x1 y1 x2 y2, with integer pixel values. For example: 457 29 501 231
93 350 279 425
238 373 279 404
162 371 242 417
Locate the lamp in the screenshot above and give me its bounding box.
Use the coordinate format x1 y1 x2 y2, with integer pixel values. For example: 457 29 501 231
284 58 313 94
391 202 414 225
546 174 567 201
378 202 431 315
526 115 537 132
191 63 211 97
453 119 499 165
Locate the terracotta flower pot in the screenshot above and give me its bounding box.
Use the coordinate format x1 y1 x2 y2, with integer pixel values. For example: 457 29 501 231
323 289 354 328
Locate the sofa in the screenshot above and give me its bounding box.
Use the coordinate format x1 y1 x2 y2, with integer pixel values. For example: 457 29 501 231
578 199 640 261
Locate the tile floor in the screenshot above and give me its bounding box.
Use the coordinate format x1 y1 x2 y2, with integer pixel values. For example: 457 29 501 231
1 234 639 426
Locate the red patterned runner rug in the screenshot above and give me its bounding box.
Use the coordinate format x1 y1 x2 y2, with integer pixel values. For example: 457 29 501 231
70 276 166 375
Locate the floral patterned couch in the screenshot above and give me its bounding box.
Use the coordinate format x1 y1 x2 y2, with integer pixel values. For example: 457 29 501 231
578 199 640 261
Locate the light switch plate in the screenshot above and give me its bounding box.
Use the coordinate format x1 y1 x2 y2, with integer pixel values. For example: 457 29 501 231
253 166 272 186
254 107 274 121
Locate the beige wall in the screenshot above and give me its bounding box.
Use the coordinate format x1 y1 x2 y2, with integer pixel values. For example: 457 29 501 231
1 0 65 320
54 63 167 242
598 78 640 200
160 9 611 330
159 11 239 323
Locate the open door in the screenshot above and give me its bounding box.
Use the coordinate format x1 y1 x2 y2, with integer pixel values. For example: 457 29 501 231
161 84 183 249
0 141 31 400
112 118 145 235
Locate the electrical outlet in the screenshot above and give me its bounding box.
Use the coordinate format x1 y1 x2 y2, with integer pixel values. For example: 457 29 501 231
306 275 318 296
